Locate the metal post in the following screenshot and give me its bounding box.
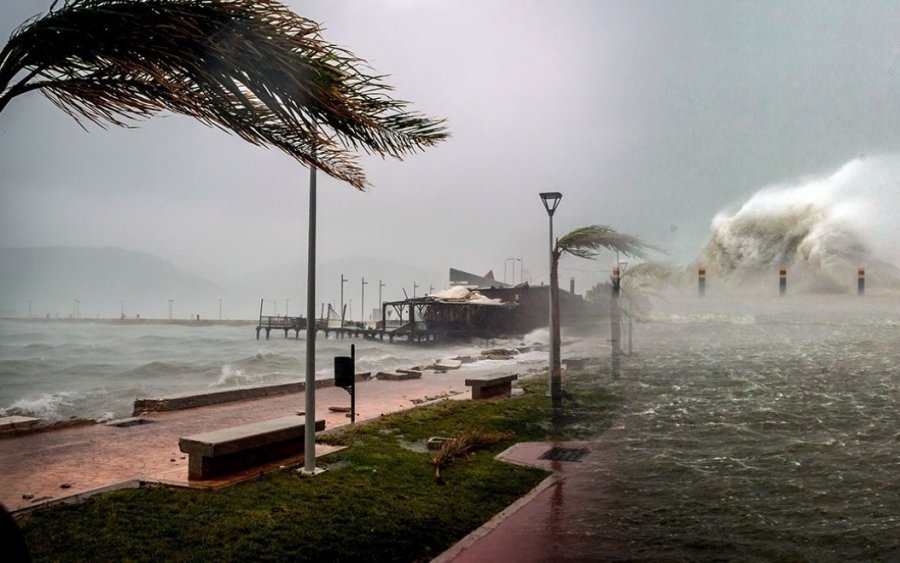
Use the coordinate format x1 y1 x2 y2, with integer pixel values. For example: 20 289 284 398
303 164 317 475
413 282 419 298
548 212 558 396
340 274 347 326
611 266 621 378
350 344 356 424
858 266 865 296
698 266 706 296
539 192 562 407
779 266 787 296
361 277 368 324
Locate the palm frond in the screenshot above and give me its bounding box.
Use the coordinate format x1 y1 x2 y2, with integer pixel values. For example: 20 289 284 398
556 224 654 260
0 0 448 189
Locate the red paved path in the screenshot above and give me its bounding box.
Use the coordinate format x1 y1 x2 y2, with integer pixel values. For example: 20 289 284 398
1 364 539 513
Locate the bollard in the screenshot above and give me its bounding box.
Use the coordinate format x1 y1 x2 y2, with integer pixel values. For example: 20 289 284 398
698 266 706 296
779 266 787 296
858 266 865 296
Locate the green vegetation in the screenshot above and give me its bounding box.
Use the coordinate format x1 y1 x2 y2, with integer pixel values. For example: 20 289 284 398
20 375 620 562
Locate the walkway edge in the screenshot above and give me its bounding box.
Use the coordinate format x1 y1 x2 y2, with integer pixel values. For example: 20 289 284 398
431 471 558 562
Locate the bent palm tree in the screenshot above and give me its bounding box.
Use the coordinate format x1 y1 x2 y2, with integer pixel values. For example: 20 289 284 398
0 0 447 189
549 225 651 404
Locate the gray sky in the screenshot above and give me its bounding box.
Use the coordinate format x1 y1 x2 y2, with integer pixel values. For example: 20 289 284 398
4 0 900 306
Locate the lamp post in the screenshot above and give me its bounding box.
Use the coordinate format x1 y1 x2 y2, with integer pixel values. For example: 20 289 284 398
340 274 347 326
303 163 318 475
517 257 523 285
379 280 386 309
610 260 627 379
413 282 419 298
361 277 368 324
539 192 562 407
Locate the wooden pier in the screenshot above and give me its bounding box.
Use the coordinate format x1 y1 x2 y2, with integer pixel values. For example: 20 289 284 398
255 295 508 344
255 315 441 343
255 316 307 339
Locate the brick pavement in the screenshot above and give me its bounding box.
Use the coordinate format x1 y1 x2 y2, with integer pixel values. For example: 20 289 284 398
1 364 539 513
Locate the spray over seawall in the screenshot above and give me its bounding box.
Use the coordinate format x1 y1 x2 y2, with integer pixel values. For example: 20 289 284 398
697 157 900 293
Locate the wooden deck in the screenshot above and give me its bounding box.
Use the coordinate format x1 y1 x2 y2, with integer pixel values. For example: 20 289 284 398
255 315 446 344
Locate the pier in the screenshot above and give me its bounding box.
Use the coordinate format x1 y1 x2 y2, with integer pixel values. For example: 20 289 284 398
254 312 440 343
255 315 307 339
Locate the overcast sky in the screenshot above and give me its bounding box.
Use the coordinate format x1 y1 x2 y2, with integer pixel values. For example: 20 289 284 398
4 0 900 303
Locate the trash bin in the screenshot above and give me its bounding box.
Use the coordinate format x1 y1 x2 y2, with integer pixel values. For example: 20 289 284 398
334 356 354 389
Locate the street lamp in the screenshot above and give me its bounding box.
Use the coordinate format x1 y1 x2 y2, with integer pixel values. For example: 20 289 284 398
610 259 628 379
361 277 368 324
340 274 347 326
539 192 562 406
517 257 523 285
303 162 318 475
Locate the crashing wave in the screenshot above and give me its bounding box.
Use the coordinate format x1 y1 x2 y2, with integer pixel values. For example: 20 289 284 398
698 158 900 293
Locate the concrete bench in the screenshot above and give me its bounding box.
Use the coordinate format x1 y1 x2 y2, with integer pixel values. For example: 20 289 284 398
178 416 325 480
464 374 518 400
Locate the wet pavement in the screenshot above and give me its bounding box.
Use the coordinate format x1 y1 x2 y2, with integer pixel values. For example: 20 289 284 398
1 364 532 513
1 360 620 563
436 427 629 562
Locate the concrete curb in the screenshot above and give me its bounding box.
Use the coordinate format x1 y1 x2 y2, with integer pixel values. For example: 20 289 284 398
431 469 558 562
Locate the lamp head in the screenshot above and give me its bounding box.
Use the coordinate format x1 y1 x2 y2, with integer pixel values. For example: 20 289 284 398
539 192 563 216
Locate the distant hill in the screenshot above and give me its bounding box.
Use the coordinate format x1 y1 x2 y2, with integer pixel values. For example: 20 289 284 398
0 247 452 321
0 247 219 319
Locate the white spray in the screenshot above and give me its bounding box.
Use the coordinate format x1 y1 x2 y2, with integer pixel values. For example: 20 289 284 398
698 156 900 292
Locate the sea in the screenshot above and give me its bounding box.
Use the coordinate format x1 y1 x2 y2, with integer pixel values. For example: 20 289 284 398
586 293 900 561
1 293 898 560
0 320 543 422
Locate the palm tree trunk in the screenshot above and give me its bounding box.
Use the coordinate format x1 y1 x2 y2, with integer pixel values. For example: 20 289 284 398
549 251 562 408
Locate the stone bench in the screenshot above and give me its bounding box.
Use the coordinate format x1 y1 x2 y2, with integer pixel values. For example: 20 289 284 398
464 374 518 400
178 416 325 480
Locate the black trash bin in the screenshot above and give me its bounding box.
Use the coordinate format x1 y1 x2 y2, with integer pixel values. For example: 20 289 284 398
334 356 354 389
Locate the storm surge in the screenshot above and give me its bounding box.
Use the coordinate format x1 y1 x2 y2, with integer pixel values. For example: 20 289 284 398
697 156 900 293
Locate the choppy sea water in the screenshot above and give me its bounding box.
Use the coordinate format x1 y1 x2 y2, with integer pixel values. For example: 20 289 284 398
0 320 543 421
577 294 900 561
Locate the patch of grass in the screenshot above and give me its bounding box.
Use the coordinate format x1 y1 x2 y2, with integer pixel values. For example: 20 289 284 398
19 371 620 562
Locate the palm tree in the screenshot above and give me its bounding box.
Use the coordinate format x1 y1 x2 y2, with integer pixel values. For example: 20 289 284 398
549 225 651 405
1 0 447 474
0 0 448 189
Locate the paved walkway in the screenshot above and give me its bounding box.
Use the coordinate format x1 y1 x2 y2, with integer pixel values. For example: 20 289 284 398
2 359 622 563
435 426 629 562
1 364 536 513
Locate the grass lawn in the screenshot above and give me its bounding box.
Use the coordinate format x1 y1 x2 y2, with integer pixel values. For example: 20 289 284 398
19 374 620 562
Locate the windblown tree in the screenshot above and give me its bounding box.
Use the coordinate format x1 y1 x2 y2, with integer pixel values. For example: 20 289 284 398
0 0 448 189
549 225 651 404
